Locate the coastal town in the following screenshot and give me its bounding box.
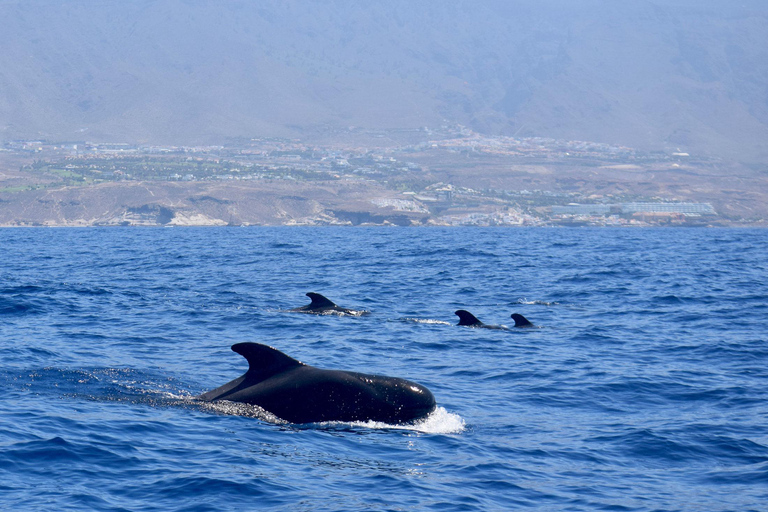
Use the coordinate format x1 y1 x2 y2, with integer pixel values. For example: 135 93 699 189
0 127 760 227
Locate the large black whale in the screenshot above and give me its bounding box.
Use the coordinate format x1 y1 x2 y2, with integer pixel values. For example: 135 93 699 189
288 292 368 316
199 342 436 424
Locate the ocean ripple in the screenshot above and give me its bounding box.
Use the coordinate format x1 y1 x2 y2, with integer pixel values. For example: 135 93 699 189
1 227 767 511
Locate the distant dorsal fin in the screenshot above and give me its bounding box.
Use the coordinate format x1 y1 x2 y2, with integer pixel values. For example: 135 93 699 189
232 342 304 379
306 292 337 309
511 313 534 328
455 310 483 326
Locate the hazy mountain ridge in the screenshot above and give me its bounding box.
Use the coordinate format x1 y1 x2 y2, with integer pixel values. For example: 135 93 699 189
1 0 767 162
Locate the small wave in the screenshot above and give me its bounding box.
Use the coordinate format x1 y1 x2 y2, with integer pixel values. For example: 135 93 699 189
269 242 303 249
0 298 32 315
1 436 130 467
399 317 452 325
515 298 559 306
0 284 46 294
702 461 768 485
69 285 112 296
654 294 687 304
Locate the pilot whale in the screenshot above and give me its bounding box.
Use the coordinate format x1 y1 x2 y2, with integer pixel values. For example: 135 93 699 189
511 313 535 328
454 310 506 329
199 342 436 424
455 310 534 329
288 292 368 316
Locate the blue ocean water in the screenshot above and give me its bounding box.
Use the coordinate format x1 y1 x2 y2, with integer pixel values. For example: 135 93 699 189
1 227 767 511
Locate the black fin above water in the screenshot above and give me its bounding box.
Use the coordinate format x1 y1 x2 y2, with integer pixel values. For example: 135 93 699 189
232 342 305 380
510 313 534 328
455 310 483 326
306 292 337 309
288 292 367 316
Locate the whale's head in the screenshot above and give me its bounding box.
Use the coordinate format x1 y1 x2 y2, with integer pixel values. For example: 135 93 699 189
368 376 436 423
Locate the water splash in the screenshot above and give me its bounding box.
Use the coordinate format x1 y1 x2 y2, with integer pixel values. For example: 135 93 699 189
194 398 287 423
515 298 559 306
320 407 465 434
398 317 452 325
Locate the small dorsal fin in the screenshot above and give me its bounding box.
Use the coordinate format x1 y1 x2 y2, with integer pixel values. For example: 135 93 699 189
306 292 337 309
455 310 483 326
511 313 534 327
231 342 304 379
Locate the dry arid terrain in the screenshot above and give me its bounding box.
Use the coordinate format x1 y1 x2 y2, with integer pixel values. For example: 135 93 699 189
401 150 768 223
0 174 407 227
1 138 766 227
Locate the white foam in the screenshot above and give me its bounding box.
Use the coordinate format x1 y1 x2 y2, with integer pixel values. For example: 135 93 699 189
323 407 466 434
318 309 369 317
516 297 558 306
403 407 466 434
400 317 452 325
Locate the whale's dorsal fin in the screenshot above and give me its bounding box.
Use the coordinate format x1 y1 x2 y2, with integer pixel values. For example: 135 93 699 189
306 292 337 309
511 313 534 327
232 343 304 380
455 310 483 326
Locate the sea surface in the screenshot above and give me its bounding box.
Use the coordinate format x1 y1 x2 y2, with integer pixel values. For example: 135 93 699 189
1 227 767 511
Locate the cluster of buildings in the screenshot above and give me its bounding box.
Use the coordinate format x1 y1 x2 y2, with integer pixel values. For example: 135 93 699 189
438 210 539 226
550 202 717 225
408 132 640 161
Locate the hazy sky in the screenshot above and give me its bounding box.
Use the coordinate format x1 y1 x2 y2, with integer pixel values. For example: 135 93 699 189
1 1 766 160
